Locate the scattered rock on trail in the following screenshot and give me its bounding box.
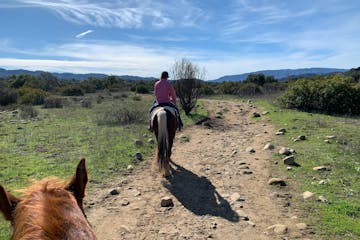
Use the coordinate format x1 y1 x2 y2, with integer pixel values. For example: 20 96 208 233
283 155 297 166
318 195 329 203
252 112 261 117
110 189 120 195
294 135 306 142
134 139 143 146
302 191 315 200
279 147 295 156
267 224 288 234
326 135 336 139
313 166 331 171
296 223 308 230
268 178 287 186
178 134 190 143
263 143 275 150
246 147 256 153
319 180 327 185
135 152 143 161
160 197 173 207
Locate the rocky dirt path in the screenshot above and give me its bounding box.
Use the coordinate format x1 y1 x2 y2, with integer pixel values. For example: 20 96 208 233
86 99 312 240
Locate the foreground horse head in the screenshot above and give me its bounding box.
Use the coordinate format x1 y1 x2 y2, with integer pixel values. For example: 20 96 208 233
0 158 96 240
151 106 178 177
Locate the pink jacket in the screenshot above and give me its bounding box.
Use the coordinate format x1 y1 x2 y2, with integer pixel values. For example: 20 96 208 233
154 79 177 105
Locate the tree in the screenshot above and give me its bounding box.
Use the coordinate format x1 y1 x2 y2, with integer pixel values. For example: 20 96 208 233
171 58 205 115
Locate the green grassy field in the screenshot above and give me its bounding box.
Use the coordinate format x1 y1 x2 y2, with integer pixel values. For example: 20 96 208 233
0 92 207 238
257 100 360 240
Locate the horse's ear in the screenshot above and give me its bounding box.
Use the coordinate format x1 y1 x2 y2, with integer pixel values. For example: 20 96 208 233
0 185 20 221
66 158 88 209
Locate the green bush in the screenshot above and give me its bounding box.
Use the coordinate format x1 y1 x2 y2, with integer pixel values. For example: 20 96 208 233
18 87 48 105
135 84 150 94
20 105 38 119
81 98 92 108
43 96 63 108
278 75 360 115
97 103 147 125
61 85 84 96
0 88 18 106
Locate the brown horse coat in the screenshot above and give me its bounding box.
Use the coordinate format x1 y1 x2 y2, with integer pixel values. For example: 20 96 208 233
0 158 96 240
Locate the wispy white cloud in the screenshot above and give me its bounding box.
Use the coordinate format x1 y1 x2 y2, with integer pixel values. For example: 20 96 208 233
13 0 207 29
75 29 94 39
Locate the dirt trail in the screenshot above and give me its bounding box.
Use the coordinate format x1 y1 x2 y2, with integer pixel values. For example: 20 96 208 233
86 99 311 240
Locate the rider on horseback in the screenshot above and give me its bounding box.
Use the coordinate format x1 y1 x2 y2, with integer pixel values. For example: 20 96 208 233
149 71 183 131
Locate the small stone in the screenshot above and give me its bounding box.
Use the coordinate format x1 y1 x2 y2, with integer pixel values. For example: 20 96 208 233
283 155 296 165
231 150 237 157
230 193 245 202
147 138 155 144
296 223 307 230
121 199 130 206
262 111 269 115
287 166 292 171
248 221 256 227
161 197 173 207
297 135 306 140
127 165 134 170
302 191 315 200
210 222 217 229
279 147 292 155
246 147 255 153
263 143 275 150
135 152 143 161
134 139 143 146
267 224 288 234
179 134 190 143
319 180 327 185
318 195 328 203
277 128 286 133
276 131 285 135
133 190 141 197
313 166 330 171
326 135 336 139
268 178 287 186
110 189 120 195
242 170 253 175
252 112 261 117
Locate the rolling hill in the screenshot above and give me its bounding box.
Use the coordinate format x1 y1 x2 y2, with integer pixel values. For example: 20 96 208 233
211 68 348 82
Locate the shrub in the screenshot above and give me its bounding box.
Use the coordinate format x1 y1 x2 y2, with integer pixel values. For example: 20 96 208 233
61 85 84 96
0 88 18 106
20 105 38 119
97 103 147 125
278 75 360 115
135 84 150 94
81 98 92 108
18 87 48 105
43 96 63 108
133 95 142 101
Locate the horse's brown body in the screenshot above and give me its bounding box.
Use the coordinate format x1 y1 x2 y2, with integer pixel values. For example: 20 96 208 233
153 108 178 177
0 159 96 240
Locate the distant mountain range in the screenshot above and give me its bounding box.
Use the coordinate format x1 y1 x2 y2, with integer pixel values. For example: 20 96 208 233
0 68 156 81
0 67 349 82
211 68 348 82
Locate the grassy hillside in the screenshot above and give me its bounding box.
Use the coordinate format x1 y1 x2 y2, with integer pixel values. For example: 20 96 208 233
258 100 360 240
0 92 207 238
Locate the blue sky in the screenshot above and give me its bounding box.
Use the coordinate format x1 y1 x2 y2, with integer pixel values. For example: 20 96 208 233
0 0 359 80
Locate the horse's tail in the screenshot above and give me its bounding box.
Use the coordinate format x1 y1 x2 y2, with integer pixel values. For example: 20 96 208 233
157 109 169 173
